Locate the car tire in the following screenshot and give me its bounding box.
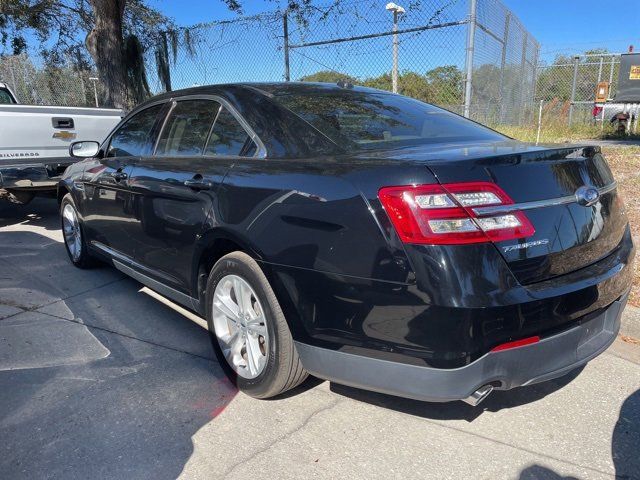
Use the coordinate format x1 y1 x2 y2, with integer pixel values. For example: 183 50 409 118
60 193 96 269
206 251 308 398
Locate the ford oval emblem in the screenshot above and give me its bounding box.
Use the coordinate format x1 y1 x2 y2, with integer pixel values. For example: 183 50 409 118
575 186 600 207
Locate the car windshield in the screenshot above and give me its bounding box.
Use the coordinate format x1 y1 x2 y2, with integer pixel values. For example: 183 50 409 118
276 90 505 150
0 88 16 104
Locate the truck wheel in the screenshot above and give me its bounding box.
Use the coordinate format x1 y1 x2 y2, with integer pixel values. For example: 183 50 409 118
1 189 34 205
206 251 308 398
60 193 96 269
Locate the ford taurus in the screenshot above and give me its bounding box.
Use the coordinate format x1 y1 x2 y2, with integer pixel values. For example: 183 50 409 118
58 82 634 405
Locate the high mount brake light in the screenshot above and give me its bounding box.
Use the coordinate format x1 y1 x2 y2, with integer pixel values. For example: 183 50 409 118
378 182 535 245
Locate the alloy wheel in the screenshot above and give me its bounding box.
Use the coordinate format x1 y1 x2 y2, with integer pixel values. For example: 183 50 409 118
62 203 82 262
212 274 269 379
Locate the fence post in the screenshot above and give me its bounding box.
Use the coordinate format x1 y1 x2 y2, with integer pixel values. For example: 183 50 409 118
498 13 511 123
79 73 87 106
283 11 290 82
518 32 528 125
597 56 604 82
531 43 540 105
568 55 579 126
608 55 616 98
463 0 477 118
536 100 544 145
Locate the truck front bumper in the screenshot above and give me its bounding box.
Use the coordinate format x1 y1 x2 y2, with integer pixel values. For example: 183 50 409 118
295 293 627 404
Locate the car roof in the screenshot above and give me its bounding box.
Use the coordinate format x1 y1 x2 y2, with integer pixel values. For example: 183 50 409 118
236 82 387 97
147 81 388 103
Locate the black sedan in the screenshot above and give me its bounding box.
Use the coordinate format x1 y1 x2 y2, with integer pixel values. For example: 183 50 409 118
58 82 634 405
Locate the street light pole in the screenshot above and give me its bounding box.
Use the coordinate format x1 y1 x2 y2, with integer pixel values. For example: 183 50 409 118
386 3 405 94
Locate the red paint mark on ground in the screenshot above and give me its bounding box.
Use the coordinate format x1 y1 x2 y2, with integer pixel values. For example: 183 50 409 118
210 405 227 418
189 376 239 419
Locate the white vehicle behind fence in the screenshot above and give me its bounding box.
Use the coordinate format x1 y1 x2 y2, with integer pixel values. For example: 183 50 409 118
0 82 123 204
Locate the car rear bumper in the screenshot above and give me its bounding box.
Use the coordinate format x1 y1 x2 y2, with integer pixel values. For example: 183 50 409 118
295 293 627 403
0 158 75 191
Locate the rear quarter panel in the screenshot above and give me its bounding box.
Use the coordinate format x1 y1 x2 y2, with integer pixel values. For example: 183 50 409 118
216 156 439 280
211 156 439 345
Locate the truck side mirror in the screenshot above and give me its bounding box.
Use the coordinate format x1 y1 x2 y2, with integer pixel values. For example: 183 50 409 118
70 141 100 158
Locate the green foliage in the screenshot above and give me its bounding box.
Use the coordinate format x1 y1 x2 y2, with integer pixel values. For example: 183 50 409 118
124 35 150 103
299 70 356 84
362 71 433 103
300 66 464 106
424 65 463 104
0 54 102 106
536 49 614 103
0 0 179 105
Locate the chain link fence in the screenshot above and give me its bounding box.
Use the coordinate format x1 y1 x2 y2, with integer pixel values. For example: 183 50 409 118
535 53 621 126
0 54 104 107
2 0 541 127
144 0 540 127
9 0 625 133
4 1 630 132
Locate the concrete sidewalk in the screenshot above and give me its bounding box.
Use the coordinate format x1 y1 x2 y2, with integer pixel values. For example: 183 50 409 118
1 198 639 480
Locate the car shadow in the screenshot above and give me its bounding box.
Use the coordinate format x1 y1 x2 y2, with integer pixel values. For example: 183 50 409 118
3 199 636 479
517 465 580 479
0 219 239 479
328 366 585 422
612 388 640 479
0 197 60 230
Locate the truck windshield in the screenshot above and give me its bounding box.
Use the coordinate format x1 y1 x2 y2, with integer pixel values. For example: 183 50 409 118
275 91 505 150
0 88 16 104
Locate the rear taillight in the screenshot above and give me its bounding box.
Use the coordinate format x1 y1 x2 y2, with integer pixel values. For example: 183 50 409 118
378 182 534 245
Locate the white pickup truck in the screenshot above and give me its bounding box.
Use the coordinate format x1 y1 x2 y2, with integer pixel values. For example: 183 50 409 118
0 82 123 204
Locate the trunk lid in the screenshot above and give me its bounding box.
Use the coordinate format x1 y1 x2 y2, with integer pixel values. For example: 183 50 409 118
370 141 627 285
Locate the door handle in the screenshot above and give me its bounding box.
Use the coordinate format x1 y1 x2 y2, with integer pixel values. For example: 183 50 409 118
183 179 212 190
52 117 75 129
110 171 128 181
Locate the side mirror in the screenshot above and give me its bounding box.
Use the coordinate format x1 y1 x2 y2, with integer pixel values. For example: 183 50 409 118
70 141 100 158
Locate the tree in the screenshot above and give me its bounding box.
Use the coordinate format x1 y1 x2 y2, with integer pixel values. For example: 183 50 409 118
1 0 326 108
536 49 612 103
362 71 433 103
424 65 462 105
300 70 356 84
1 0 177 107
299 66 464 107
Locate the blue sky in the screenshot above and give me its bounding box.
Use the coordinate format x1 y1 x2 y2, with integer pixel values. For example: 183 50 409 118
153 0 640 62
134 0 640 89
501 0 640 60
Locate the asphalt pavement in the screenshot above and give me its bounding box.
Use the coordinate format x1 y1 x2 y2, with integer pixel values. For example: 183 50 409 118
1 198 639 480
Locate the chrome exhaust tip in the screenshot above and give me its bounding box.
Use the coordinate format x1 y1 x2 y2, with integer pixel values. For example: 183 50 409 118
462 384 494 406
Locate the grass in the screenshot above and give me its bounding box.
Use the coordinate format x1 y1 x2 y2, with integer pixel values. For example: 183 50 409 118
599 145 640 306
495 123 640 144
497 123 640 307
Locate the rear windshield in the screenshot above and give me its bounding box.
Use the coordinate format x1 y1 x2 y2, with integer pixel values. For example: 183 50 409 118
0 88 16 104
276 91 504 150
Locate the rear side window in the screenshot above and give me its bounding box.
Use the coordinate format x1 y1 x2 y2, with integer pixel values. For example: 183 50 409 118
0 88 15 104
204 107 256 157
276 92 505 150
156 100 221 156
108 104 163 157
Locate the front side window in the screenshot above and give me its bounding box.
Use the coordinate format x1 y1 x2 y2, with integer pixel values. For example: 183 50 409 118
108 104 163 157
275 91 505 150
204 107 256 157
0 88 15 104
156 100 221 156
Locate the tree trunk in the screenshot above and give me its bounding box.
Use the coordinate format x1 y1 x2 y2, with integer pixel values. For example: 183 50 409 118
85 0 127 109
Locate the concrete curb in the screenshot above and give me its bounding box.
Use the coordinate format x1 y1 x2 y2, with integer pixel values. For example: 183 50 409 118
621 304 640 340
